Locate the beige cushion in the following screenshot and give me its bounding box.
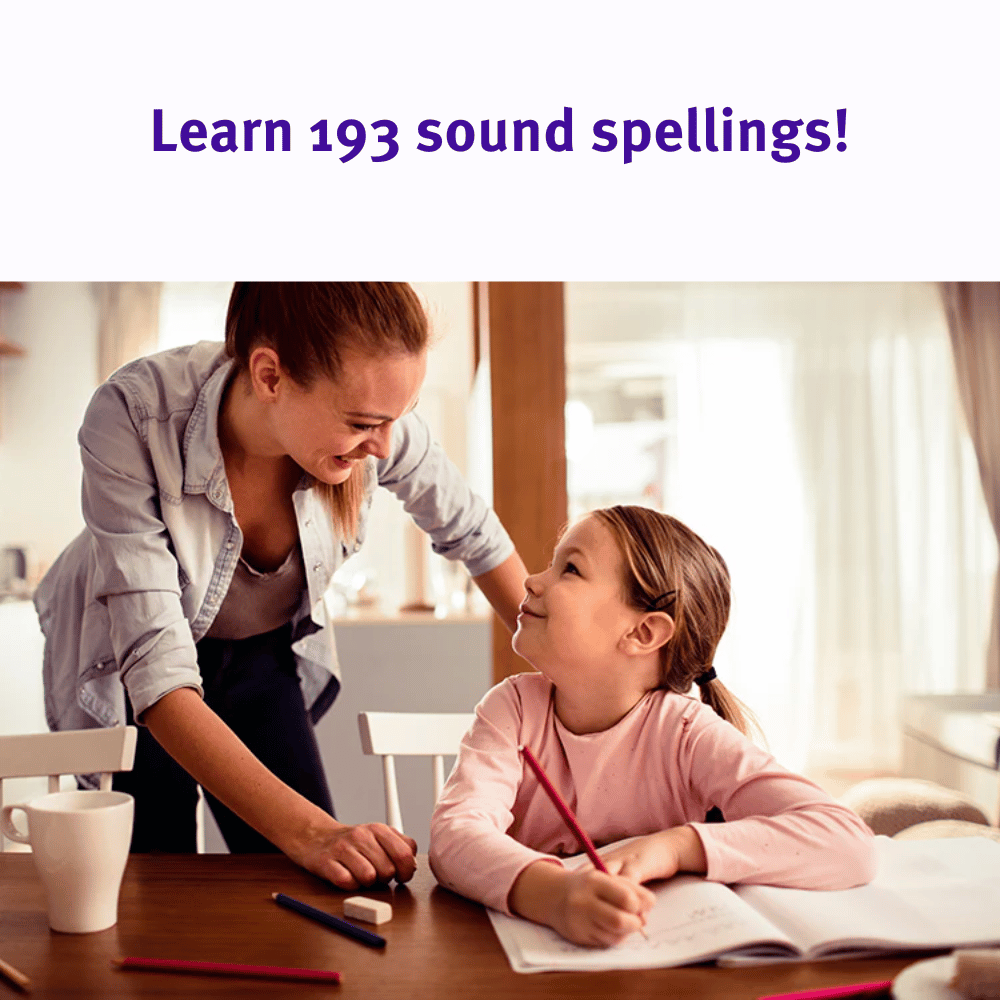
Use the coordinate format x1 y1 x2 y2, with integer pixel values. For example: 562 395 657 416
893 819 1000 843
840 777 990 837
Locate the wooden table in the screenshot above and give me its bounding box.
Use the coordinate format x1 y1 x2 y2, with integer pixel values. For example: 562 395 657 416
1 854 931 998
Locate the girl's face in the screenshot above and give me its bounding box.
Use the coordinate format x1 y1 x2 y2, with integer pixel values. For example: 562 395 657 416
267 347 427 485
513 515 641 686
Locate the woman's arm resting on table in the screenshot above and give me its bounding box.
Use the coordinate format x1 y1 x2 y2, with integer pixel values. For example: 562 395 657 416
473 551 529 633
143 688 417 889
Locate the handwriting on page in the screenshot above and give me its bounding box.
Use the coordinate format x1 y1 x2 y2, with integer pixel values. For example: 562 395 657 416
544 904 742 956
507 866 784 970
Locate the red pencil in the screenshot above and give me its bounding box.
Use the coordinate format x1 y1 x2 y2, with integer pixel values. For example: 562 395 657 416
112 957 341 984
519 745 651 938
518 743 609 874
757 981 893 1000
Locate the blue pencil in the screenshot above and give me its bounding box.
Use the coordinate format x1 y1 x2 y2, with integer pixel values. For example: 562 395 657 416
271 892 387 948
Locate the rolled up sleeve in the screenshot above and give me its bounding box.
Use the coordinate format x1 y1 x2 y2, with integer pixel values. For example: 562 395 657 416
79 382 203 720
378 412 514 578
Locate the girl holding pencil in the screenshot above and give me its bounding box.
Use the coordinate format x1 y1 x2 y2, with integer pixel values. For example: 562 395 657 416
429 506 876 947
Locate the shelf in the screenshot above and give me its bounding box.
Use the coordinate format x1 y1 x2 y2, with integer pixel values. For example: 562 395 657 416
329 604 490 626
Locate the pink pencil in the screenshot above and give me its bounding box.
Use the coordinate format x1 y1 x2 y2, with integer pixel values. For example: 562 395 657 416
757 980 893 1000
520 744 651 940
518 744 608 874
112 957 342 984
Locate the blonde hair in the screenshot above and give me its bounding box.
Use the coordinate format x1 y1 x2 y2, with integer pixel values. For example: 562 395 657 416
591 505 761 739
225 282 429 542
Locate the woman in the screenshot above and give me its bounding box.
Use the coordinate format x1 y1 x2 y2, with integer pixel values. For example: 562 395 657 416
35 282 527 889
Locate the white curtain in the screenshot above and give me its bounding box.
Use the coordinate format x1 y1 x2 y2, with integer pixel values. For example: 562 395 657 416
665 283 995 773
940 283 1000 691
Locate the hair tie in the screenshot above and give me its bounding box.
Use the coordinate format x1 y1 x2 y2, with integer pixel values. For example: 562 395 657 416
695 666 717 686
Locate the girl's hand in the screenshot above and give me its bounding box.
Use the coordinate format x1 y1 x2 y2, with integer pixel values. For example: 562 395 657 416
289 820 418 890
553 868 657 947
510 860 655 948
600 826 708 885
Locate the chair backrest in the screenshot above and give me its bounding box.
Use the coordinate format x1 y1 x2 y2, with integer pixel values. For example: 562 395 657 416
357 712 473 835
0 727 137 851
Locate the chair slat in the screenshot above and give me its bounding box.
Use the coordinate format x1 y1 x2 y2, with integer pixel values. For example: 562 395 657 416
0 727 138 853
0 727 137 780
358 712 474 757
357 712 474 837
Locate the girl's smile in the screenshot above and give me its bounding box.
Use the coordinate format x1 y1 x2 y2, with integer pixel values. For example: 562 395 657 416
512 514 674 735
513 516 634 667
516 600 544 621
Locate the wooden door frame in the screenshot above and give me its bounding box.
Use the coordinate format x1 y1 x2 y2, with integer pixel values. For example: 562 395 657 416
474 282 567 684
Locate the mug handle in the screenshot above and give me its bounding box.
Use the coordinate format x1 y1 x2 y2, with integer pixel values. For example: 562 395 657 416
1 804 30 844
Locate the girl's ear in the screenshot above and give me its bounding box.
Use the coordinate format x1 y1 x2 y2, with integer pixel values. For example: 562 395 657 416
248 346 283 399
620 612 675 657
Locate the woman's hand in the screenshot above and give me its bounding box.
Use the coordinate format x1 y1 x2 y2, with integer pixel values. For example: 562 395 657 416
144 690 418 890
510 860 655 948
288 820 418 890
599 826 708 885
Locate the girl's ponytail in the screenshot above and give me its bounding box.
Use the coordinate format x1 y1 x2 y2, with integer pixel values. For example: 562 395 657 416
696 672 761 741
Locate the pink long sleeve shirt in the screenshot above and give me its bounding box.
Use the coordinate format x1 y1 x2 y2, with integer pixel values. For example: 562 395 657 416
429 673 876 915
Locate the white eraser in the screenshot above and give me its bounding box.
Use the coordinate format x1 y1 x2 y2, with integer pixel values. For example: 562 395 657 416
343 896 393 925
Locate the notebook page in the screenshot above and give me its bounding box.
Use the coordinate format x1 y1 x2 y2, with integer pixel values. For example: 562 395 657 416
489 873 797 973
732 837 1000 958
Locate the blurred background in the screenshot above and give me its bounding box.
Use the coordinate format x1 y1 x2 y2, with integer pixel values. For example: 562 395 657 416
1 281 997 849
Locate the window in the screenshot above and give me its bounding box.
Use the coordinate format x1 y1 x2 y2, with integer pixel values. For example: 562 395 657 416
565 283 995 771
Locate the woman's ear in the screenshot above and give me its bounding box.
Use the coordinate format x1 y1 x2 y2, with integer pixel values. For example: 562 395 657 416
248 346 283 400
621 612 675 657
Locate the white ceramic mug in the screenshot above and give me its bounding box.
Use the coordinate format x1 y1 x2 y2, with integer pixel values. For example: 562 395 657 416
1 789 134 933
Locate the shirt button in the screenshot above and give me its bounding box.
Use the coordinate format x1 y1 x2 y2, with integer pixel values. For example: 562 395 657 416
304 519 312 527
226 542 235 550
313 563 321 573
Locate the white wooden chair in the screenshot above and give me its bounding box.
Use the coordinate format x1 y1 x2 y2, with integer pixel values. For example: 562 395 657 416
357 712 473 835
0 727 137 851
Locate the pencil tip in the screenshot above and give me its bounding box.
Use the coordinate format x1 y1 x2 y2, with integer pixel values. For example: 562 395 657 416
270 892 278 899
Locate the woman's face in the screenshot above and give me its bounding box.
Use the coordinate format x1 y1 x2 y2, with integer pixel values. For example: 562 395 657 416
267 346 427 485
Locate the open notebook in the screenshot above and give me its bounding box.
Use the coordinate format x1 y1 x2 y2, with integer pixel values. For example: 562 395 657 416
487 836 1000 973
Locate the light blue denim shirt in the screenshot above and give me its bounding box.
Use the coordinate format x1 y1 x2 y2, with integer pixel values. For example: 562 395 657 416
35 342 514 735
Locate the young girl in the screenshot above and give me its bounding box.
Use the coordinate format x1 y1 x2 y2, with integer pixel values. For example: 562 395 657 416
429 505 876 947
